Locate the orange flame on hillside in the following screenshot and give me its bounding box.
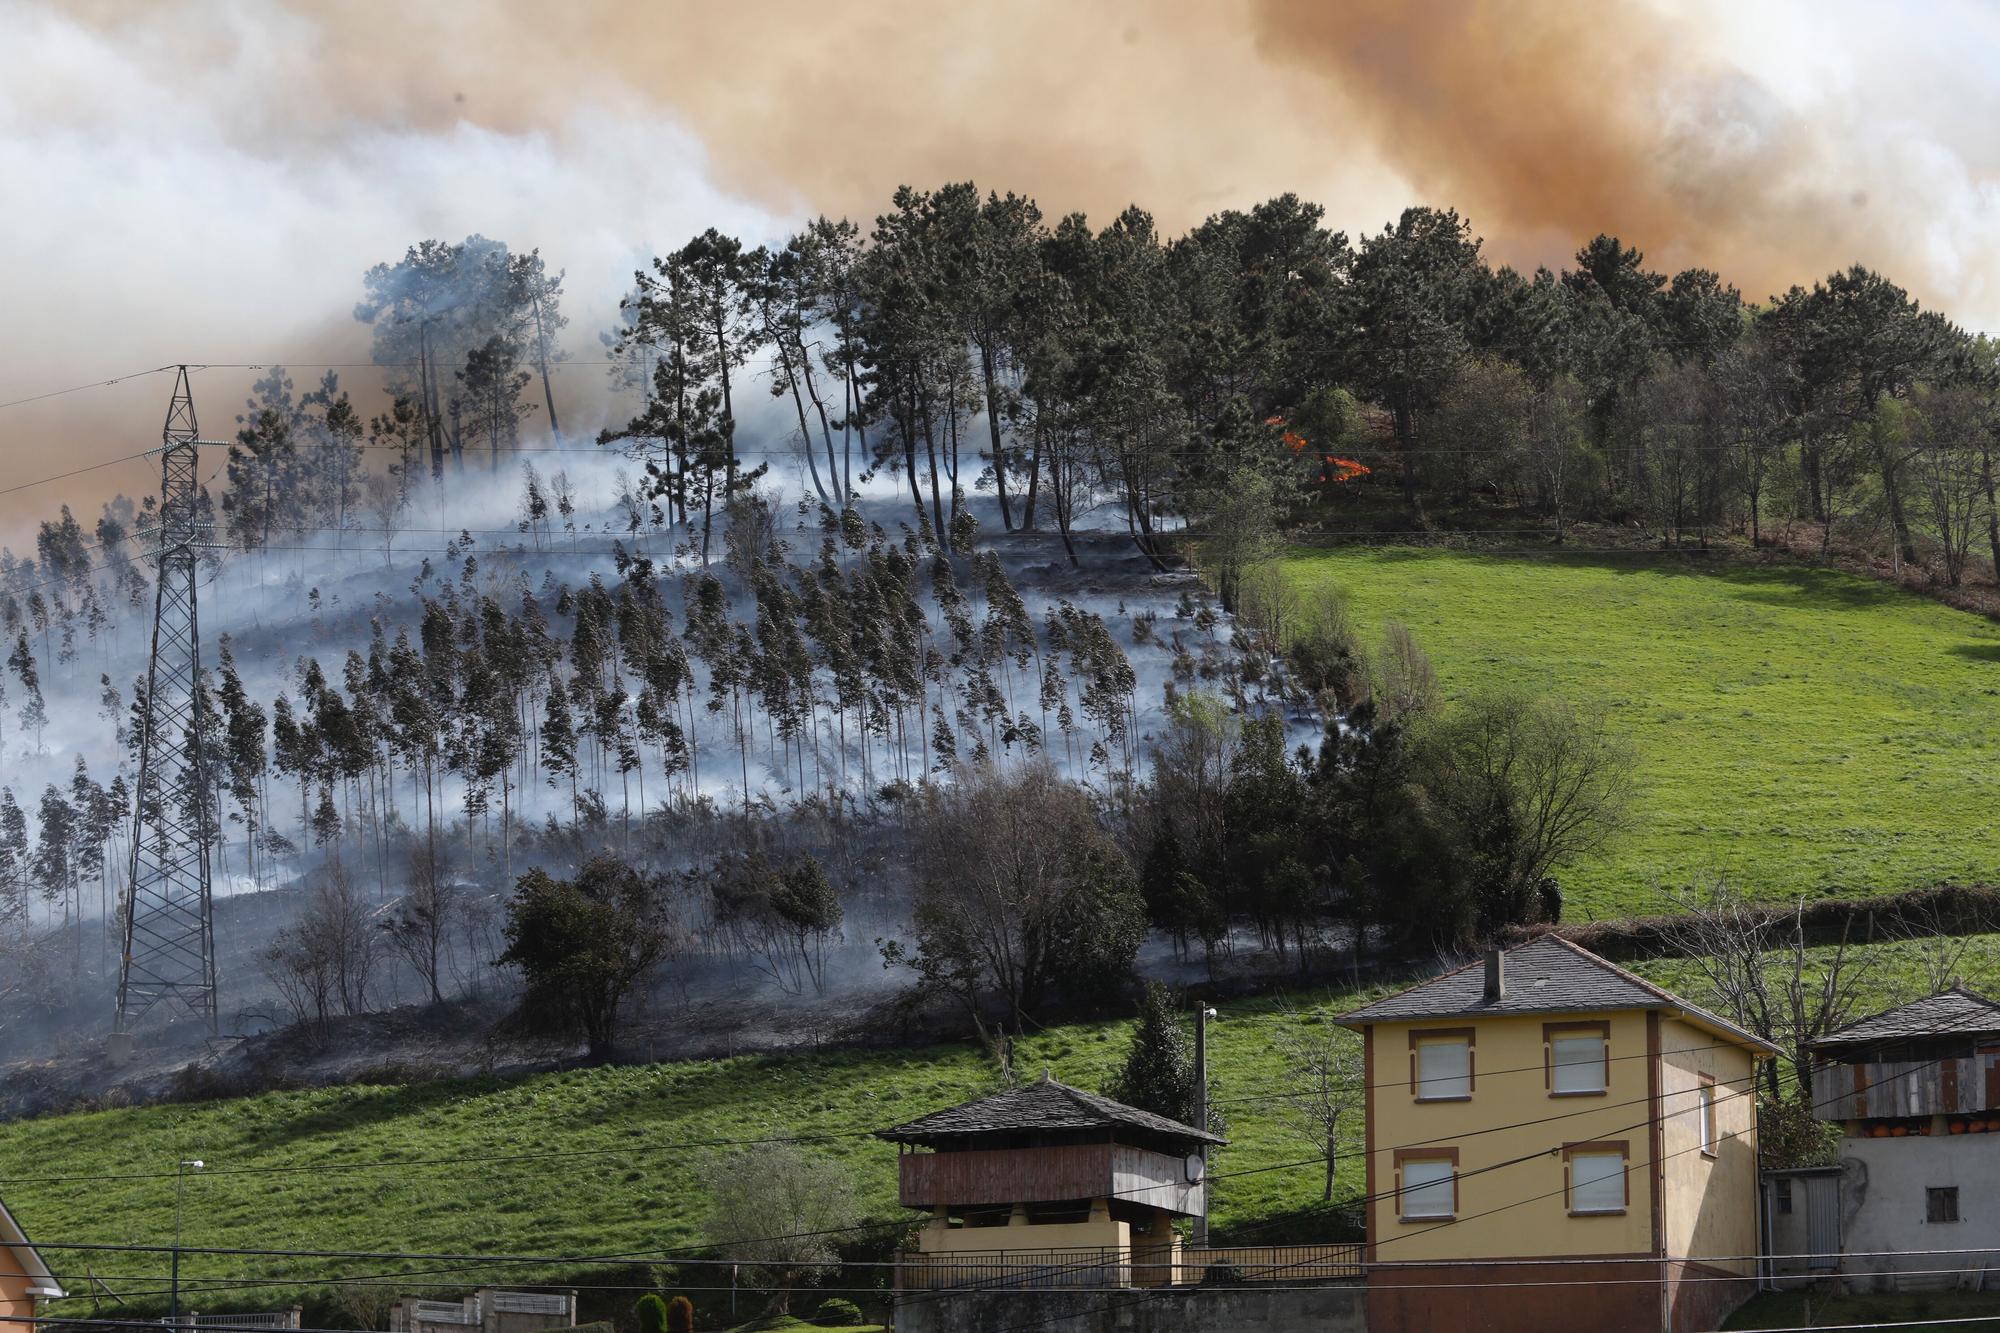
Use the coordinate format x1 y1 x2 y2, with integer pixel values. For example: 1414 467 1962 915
1269 415 1369 484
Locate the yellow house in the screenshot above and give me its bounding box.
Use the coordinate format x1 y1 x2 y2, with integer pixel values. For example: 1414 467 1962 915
1337 935 1779 1333
0 1191 63 1330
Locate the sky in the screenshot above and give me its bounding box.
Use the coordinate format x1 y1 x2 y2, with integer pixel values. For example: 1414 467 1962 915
4 0 2000 534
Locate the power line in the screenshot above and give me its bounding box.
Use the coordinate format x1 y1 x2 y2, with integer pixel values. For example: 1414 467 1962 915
0 368 175 414
0 1033 1773 1191
891 1011 2000 1331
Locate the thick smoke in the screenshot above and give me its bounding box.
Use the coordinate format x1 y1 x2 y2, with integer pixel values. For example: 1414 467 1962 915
1246 0 2000 309
9 0 2000 536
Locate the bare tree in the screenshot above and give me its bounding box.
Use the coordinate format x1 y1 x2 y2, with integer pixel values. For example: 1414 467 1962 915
1374 620 1436 722
381 843 458 1005
263 868 381 1032
1272 1002 1366 1201
698 1143 859 1315
1886 892 1994 997
1659 877 1878 1103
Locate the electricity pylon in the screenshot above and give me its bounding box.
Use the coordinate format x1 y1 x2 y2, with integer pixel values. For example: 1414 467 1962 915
116 365 220 1034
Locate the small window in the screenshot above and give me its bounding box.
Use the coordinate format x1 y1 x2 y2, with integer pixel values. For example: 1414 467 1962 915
1568 1149 1627 1214
1929 1187 1961 1225
1415 1037 1472 1100
1551 1033 1608 1095
1698 1081 1718 1156
1401 1157 1456 1219
1775 1178 1794 1215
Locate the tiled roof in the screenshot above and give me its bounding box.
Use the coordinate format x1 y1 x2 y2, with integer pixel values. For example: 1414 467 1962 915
1812 986 2000 1050
1335 935 1779 1055
877 1072 1226 1146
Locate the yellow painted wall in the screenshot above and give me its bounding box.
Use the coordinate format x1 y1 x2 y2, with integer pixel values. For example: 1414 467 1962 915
1367 1011 1654 1262
0 1230 38 1332
916 1203 1130 1253
1658 1016 1759 1276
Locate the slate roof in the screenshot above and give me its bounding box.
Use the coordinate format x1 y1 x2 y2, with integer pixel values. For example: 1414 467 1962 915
1335 934 1780 1055
1811 986 2000 1051
877 1071 1226 1147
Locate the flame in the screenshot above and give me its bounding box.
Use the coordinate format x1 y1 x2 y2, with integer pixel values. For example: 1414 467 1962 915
1322 456 1371 485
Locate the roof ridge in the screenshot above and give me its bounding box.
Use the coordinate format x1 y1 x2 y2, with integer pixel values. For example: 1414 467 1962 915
1333 932 1777 1055
1819 985 2000 1044
1537 934 1775 1051
1542 933 1681 1005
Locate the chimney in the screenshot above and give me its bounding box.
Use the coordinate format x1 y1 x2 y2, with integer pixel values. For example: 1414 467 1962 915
1484 948 1505 1002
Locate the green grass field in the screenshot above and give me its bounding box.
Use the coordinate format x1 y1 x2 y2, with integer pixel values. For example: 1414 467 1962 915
1 932 1993 1319
0 990 1386 1317
1279 547 2000 916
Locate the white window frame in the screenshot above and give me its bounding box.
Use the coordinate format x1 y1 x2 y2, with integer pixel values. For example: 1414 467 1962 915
1399 1155 1457 1220
1550 1032 1609 1096
1413 1032 1473 1101
1566 1146 1628 1215
1698 1079 1718 1157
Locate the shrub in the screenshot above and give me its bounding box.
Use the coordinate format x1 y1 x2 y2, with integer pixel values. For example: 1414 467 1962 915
814 1297 864 1327
666 1295 694 1333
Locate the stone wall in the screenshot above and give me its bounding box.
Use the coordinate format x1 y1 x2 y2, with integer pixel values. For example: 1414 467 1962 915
891 1284 1367 1333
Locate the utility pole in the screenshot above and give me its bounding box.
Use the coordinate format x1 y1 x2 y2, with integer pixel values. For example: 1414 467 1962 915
170 1158 204 1323
1193 1002 1217 1249
114 366 223 1045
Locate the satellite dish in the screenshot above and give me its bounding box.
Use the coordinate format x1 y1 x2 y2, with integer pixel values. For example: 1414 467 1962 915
1184 1153 1207 1184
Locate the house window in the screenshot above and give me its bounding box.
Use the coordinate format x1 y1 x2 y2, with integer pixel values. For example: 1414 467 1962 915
1397 1153 1457 1220
1546 1022 1610 1096
1775 1178 1794 1215
1565 1143 1629 1215
1929 1187 1961 1225
1698 1077 1718 1156
1412 1030 1473 1100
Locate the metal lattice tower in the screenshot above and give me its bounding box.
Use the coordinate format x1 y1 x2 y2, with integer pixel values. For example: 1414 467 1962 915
116 366 220 1034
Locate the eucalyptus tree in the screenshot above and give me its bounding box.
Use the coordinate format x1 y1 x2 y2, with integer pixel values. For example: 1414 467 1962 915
0 789 24 936
225 367 303 552
215 637 270 887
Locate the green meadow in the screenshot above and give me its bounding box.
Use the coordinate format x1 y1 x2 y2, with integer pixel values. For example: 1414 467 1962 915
1278 547 2000 917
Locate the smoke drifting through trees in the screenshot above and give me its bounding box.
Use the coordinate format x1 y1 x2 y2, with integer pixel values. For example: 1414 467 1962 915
17 1 2000 512
8 147 2000 1044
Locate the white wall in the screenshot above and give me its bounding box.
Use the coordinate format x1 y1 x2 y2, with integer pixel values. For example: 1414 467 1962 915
1839 1135 2000 1291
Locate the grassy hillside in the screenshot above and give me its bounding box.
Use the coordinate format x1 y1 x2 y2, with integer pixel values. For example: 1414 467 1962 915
1279 547 2000 916
6 933 2000 1315
0 991 1381 1315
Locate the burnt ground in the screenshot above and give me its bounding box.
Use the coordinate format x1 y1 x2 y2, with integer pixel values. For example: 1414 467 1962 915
0 916 1384 1122
0 516 1319 1119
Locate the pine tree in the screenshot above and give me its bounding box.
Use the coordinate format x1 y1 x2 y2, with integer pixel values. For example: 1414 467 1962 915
1107 983 1209 1128
0 788 26 935
8 631 44 754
